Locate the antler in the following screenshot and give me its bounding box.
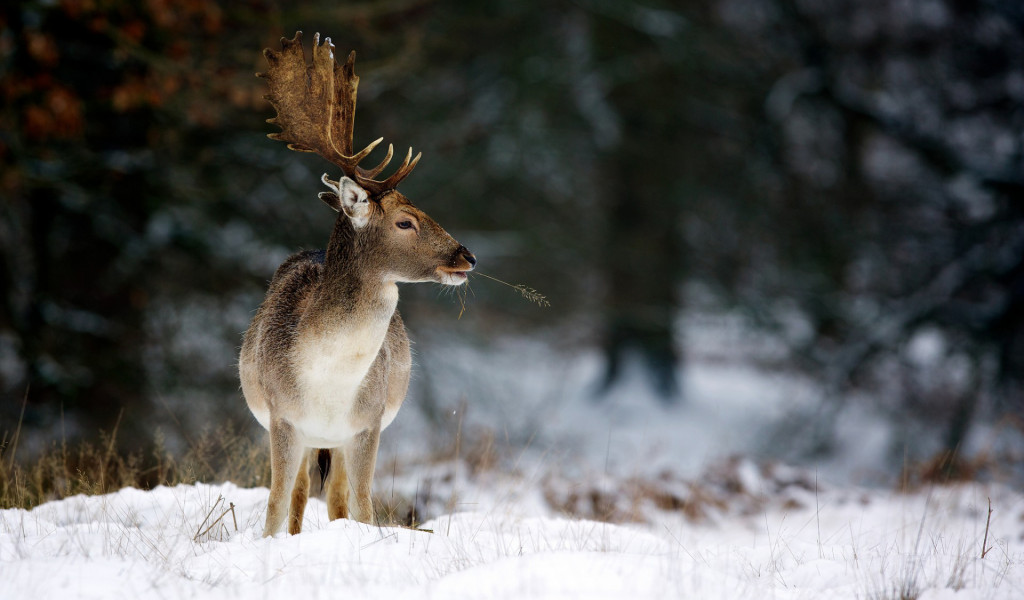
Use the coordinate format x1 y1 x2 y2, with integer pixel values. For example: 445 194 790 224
257 31 421 197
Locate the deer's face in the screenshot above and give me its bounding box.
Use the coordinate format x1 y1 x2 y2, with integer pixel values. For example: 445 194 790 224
321 176 475 285
372 190 475 285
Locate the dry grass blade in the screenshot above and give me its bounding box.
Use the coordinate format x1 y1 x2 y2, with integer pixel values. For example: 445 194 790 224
196 505 238 542
194 495 224 541
981 497 993 559
5 388 29 471
457 280 470 319
472 272 550 308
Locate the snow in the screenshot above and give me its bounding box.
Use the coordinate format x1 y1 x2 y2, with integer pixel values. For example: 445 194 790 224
401 332 884 485
2 475 1022 599
4 330 1023 598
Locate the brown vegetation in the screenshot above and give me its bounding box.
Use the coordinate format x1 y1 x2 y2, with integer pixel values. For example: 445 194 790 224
1 421 270 510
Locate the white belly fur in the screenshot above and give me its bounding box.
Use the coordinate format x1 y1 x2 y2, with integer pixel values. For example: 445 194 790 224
289 325 379 447
291 291 398 446
247 285 401 448
248 345 402 448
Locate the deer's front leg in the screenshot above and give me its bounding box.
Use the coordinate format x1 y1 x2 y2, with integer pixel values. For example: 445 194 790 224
343 427 381 525
264 418 304 537
325 447 349 521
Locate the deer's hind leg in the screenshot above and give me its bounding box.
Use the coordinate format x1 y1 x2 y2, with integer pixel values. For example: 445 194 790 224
263 418 304 537
288 450 312 534
325 447 349 521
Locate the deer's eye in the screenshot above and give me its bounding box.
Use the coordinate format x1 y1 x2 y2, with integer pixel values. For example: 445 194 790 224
396 220 415 230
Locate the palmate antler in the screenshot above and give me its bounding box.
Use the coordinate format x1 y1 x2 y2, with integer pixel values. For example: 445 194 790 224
257 31 421 197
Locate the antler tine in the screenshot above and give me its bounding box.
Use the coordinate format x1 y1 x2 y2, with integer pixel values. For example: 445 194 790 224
337 136 384 170
386 147 422 186
357 143 394 179
357 147 422 196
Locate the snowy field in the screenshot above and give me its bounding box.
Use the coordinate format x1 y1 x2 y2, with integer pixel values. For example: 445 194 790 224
1 477 1022 599
3 335 1023 599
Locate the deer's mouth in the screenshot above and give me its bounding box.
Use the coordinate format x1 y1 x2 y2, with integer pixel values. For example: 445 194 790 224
436 267 469 285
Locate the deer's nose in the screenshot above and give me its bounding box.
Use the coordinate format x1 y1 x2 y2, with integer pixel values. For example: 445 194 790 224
458 246 477 269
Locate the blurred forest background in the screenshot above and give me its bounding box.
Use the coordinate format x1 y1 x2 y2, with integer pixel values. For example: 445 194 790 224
2 0 1023 476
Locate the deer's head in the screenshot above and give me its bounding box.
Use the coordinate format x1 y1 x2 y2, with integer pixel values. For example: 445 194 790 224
318 175 475 284
259 31 475 285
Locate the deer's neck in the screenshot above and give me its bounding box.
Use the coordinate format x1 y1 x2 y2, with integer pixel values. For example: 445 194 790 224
318 215 398 317
289 216 397 426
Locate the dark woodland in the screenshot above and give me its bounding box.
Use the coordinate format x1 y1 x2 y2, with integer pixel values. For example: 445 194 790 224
2 0 1022 476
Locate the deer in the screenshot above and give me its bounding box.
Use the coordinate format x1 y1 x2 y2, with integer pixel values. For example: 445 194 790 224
239 32 476 537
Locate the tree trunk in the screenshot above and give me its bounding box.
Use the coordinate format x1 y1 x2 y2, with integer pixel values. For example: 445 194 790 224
598 169 681 402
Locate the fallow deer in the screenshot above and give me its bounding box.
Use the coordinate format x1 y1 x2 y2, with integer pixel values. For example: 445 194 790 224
240 32 476 537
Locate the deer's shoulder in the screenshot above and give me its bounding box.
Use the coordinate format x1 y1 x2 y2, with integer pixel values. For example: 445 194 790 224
258 249 325 332
269 249 325 288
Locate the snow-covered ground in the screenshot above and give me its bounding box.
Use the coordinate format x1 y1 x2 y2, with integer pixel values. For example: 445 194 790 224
2 477 1021 599
4 329 1022 599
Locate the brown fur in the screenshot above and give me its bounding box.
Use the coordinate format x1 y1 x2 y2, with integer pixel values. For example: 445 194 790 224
240 183 475 536
247 33 474 536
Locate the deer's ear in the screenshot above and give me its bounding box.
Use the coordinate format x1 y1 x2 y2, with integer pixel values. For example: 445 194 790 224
320 174 370 228
317 191 341 211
